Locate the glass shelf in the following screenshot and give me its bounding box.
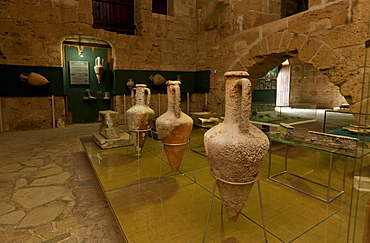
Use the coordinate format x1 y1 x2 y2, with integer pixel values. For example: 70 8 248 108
250 103 317 127
268 132 370 159
323 109 370 143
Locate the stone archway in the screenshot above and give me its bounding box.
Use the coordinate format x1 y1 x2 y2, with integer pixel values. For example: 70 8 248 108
228 31 364 112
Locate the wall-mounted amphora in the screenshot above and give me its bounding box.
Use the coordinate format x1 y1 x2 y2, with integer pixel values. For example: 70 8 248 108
94 56 105 84
20 72 50 86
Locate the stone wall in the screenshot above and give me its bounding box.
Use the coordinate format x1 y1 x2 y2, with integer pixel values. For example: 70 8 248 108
289 58 347 109
0 0 197 70
195 0 370 116
195 0 282 112
0 96 65 131
0 0 197 131
1 0 370 131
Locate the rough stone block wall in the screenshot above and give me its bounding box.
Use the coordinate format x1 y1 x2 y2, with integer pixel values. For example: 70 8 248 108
0 0 198 131
289 58 347 109
1 96 66 132
195 0 370 117
1 0 370 131
195 0 282 113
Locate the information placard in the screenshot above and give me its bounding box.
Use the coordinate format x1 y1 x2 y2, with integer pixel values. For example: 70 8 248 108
69 61 89 85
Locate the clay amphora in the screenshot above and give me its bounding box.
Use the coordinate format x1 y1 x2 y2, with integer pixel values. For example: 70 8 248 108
127 78 135 90
149 74 166 85
204 71 269 222
156 81 193 171
20 72 50 86
94 56 105 84
127 84 155 154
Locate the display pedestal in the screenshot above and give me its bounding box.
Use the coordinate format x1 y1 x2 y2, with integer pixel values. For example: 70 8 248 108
203 172 268 243
159 140 196 182
93 132 131 149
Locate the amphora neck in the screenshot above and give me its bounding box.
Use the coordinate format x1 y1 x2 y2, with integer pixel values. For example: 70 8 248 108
166 80 181 118
223 71 252 133
131 84 151 106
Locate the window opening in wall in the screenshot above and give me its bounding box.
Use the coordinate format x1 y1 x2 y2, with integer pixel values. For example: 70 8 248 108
152 0 167 15
281 0 308 18
276 60 291 107
252 67 278 104
92 0 135 35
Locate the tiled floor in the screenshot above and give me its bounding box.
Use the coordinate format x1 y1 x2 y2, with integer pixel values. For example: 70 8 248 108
0 124 125 243
0 109 369 243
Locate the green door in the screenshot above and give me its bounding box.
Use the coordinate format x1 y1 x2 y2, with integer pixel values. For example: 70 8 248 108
64 46 111 123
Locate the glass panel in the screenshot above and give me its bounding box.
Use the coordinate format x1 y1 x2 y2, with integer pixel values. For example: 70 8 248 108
268 132 370 158
348 16 370 243
250 103 317 126
80 126 367 242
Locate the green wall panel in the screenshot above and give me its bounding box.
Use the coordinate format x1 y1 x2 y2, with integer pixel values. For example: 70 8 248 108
252 90 276 103
0 65 65 96
64 46 111 123
112 70 210 94
194 71 210 92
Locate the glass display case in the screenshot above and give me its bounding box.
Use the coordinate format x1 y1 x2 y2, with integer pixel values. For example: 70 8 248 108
268 131 370 203
265 19 370 242
189 111 222 128
80 124 370 242
348 21 370 243
250 103 317 127
323 109 370 142
323 109 358 133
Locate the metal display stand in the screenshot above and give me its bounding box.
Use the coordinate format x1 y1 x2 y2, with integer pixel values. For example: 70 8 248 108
158 140 196 182
203 172 268 243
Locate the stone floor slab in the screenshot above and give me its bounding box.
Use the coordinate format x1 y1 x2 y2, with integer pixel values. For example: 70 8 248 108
12 186 65 209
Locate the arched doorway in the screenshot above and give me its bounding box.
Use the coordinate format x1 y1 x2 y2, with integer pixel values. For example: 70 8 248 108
62 36 112 123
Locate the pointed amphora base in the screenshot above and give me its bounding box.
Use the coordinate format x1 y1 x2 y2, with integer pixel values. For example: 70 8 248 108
161 122 192 171
217 180 254 222
128 111 154 155
163 143 186 171
130 130 149 154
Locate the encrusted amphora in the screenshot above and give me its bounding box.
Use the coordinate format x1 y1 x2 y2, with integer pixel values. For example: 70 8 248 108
156 81 193 171
126 84 155 154
94 57 105 83
204 71 269 222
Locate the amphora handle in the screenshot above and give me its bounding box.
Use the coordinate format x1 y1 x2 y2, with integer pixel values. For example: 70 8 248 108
20 73 29 82
144 88 151 106
131 87 136 106
169 83 181 118
131 86 151 106
235 78 252 133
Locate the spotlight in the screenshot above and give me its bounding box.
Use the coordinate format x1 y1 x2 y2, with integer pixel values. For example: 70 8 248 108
78 47 84 57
